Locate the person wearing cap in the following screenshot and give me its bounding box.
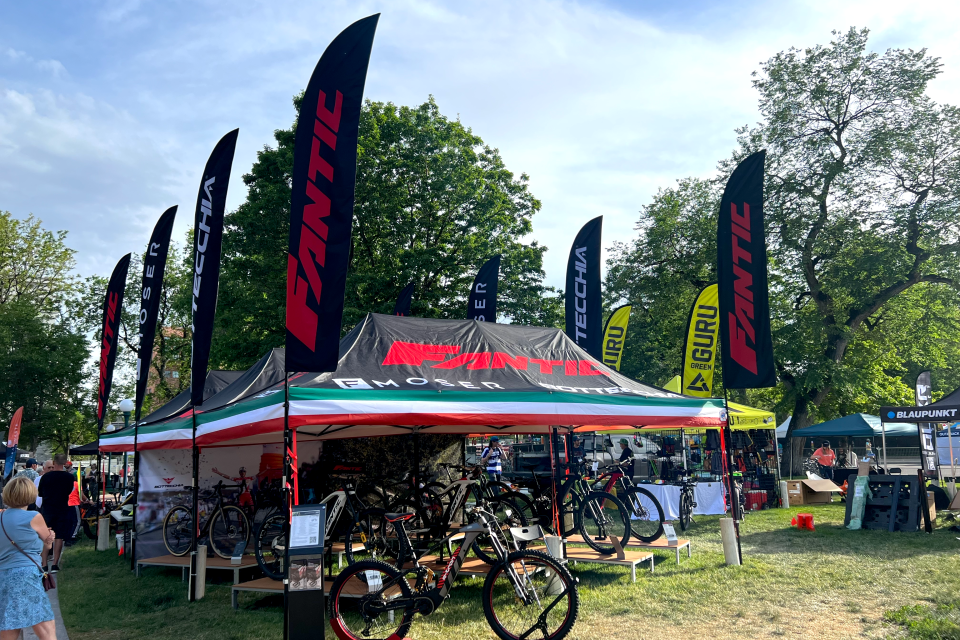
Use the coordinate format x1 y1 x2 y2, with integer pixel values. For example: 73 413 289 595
810 441 837 480
14 459 39 483
617 439 635 477
481 436 509 488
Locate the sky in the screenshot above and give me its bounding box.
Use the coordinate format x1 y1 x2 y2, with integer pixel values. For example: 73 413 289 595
1 0 959 290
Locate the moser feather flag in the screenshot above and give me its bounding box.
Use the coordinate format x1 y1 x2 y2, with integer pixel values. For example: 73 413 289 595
394 282 415 316
467 255 500 322
286 14 379 373
717 151 775 389
3 406 23 479
565 216 602 359
135 206 177 420
97 254 132 429
681 284 719 397
600 304 631 371
190 130 239 406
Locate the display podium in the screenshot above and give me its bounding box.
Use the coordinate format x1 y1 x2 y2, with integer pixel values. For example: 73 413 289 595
285 504 326 640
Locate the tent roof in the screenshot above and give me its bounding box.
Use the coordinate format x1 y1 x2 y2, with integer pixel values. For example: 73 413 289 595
881 384 960 423
101 314 724 451
573 402 776 434
69 441 100 456
140 370 243 425
790 414 917 438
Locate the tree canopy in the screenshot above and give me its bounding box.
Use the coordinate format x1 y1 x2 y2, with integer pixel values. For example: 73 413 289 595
213 96 560 369
606 29 960 445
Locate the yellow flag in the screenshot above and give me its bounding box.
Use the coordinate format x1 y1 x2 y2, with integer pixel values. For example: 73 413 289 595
663 375 681 393
600 305 632 371
681 284 719 397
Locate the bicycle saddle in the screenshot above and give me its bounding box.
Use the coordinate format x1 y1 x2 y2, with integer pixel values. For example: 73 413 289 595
520 461 541 469
384 512 416 523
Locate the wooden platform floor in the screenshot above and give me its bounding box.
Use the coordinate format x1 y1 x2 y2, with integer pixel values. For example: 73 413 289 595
136 554 258 583
564 534 692 563
563 546 654 582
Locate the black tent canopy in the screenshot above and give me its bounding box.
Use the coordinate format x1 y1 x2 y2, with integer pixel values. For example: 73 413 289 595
882 385 960 423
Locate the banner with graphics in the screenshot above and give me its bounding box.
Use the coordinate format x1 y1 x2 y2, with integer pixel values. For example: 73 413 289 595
916 370 938 476
467 255 500 322
97 254 131 429
134 206 177 420
681 284 719 397
599 305 631 371
190 130 239 406
565 216 602 359
3 407 23 478
394 282 415 316
286 15 379 373
717 151 775 389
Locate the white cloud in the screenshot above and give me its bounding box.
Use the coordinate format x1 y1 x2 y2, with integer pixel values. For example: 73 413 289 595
1 0 959 287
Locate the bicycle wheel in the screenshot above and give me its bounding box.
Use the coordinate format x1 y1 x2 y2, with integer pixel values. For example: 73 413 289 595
679 490 693 531
254 513 286 580
471 496 529 565
623 487 665 542
576 491 631 555
209 505 250 559
502 490 537 526
482 550 579 640
355 484 389 511
346 508 406 568
162 505 194 557
327 559 414 640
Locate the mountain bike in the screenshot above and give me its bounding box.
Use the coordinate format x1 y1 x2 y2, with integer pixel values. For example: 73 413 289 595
676 471 697 531
510 460 631 554
162 481 251 559
328 506 580 640
591 460 665 542
256 472 384 580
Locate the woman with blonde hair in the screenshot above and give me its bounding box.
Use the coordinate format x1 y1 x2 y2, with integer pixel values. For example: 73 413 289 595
1 475 57 639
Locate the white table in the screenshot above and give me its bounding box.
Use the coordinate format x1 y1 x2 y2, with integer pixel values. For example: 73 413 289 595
633 482 726 519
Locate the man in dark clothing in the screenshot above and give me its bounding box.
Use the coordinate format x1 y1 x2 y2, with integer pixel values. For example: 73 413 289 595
618 438 635 477
38 453 74 571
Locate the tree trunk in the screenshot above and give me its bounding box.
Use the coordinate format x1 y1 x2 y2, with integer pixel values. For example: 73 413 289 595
783 397 814 476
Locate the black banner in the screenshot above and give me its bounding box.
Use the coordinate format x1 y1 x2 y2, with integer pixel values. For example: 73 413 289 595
467 255 500 321
916 370 938 476
565 217 602 359
96 254 131 429
394 282 415 316
134 206 177 421
717 151 775 389
190 129 239 406
286 15 379 373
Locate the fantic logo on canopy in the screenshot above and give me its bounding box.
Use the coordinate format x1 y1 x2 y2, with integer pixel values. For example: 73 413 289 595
728 202 758 374
287 89 343 351
381 341 603 375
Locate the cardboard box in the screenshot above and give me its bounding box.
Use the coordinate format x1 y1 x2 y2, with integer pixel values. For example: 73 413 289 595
786 479 841 505
858 460 872 476
927 491 937 523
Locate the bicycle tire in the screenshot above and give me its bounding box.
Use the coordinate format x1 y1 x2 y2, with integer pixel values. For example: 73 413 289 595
471 496 529 565
482 549 580 640
624 486 665 542
254 513 286 580
162 505 193 557
501 490 536 526
576 491 631 554
209 505 251 559
327 559 414 640
346 508 406 568
679 491 693 532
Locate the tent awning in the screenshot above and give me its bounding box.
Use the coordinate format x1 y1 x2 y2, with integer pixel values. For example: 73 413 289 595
787 413 916 438
100 314 724 452
881 385 960 424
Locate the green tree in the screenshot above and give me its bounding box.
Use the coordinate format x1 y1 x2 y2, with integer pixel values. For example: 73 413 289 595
0 211 78 316
606 30 960 470
213 96 561 369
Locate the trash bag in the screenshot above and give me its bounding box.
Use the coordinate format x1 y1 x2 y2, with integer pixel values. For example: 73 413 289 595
846 475 872 530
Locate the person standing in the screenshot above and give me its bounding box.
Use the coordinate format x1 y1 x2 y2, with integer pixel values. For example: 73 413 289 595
810 441 837 480
15 459 40 483
37 454 74 572
0 476 57 640
481 436 509 485
62 461 84 546
617 439 635 477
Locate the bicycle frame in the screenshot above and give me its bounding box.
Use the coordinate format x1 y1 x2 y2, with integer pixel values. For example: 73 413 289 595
429 476 478 529
318 480 366 539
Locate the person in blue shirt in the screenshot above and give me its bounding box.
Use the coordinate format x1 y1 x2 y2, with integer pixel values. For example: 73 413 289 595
0 475 56 639
481 436 510 485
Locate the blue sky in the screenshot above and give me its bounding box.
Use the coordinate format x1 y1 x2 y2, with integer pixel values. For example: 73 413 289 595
1 0 958 288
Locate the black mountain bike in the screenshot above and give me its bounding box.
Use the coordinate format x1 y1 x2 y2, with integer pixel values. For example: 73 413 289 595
676 472 697 531
591 460 666 542
328 506 580 640
162 481 251 559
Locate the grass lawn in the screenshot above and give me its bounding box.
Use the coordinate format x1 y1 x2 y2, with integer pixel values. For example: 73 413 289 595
57 504 960 639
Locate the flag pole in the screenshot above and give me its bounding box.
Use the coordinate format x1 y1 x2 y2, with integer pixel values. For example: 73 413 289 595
189 406 199 602
722 388 742 563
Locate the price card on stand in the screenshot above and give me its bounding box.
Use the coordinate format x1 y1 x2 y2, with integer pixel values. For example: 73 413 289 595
663 523 679 546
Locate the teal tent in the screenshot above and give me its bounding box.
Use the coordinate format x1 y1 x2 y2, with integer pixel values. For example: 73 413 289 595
793 414 916 438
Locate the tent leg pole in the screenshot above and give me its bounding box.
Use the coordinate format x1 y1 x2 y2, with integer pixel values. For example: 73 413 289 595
881 422 888 472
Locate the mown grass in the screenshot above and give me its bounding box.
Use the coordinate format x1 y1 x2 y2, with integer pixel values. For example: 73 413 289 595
58 504 960 639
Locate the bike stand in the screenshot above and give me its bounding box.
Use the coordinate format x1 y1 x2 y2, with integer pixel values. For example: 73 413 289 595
609 535 626 561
